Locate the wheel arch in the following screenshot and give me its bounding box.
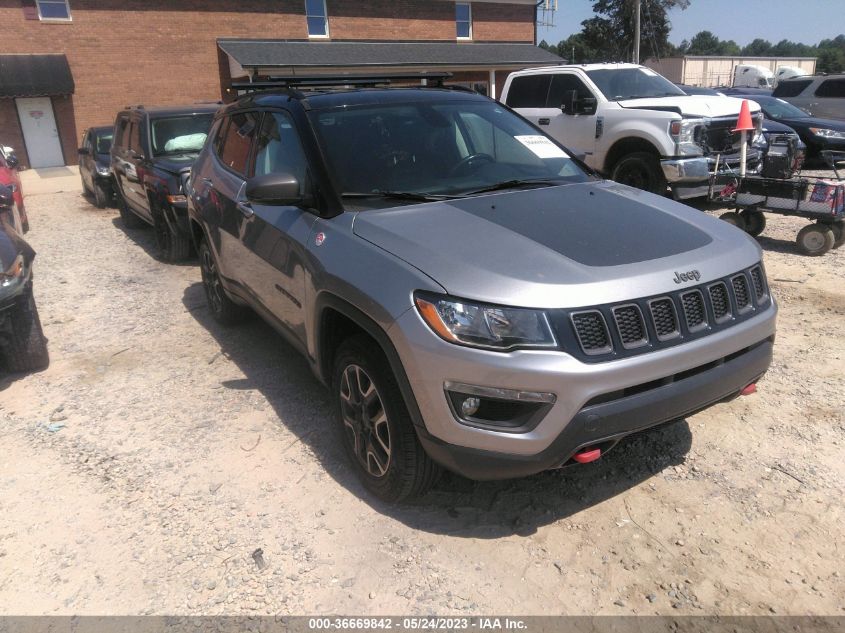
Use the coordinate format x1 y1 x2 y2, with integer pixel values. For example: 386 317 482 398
604 137 662 173
313 293 426 432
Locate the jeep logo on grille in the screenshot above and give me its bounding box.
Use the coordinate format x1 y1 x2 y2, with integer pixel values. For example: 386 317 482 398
674 270 701 284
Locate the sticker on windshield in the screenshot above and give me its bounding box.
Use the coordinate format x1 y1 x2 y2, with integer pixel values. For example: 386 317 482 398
515 136 568 159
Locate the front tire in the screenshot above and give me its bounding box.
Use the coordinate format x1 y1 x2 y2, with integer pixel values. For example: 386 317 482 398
198 239 246 326
93 181 110 209
1 285 49 373
332 335 439 502
611 152 667 195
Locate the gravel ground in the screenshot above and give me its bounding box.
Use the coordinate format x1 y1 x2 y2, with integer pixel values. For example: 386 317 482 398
0 180 843 616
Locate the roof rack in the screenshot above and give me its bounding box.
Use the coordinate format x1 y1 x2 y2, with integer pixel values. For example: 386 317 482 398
230 72 454 93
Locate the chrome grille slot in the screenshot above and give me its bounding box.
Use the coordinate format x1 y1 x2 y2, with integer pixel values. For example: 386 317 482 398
571 311 612 355
681 290 707 332
708 282 731 323
649 297 680 341
612 305 648 349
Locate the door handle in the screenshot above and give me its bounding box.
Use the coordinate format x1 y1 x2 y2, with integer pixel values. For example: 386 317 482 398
237 201 254 218
538 118 550 125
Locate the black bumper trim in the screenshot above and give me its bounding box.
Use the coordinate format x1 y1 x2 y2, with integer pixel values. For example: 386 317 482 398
418 338 773 481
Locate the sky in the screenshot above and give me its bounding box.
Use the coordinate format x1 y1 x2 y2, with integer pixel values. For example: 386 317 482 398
537 0 845 49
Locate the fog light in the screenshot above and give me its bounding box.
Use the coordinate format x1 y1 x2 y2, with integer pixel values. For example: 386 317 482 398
461 396 481 417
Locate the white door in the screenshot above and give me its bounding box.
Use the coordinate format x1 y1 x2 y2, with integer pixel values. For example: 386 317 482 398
15 97 65 168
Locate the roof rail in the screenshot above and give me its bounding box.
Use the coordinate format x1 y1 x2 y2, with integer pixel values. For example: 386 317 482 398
230 72 454 93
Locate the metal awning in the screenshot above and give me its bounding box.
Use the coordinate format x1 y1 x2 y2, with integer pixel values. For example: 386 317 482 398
0 54 74 98
218 39 563 74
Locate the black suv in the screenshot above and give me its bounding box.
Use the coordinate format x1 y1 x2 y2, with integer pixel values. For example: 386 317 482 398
78 126 115 208
111 104 217 261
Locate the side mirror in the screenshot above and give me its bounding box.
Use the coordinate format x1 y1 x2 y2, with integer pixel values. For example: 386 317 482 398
0 185 13 208
577 97 598 115
560 89 578 115
245 172 304 206
78 147 90 156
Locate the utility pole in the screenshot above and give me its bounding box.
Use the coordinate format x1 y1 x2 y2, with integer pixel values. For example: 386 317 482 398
633 0 641 64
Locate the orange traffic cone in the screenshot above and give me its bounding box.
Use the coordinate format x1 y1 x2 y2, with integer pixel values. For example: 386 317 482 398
733 99 754 132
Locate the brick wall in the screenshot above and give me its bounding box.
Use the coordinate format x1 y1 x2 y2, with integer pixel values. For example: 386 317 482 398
0 0 536 164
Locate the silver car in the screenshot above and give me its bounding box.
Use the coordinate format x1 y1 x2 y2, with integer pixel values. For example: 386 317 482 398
773 74 845 120
188 80 777 502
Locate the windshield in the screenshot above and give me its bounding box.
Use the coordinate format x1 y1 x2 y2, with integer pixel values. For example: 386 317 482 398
308 99 589 205
587 68 686 101
95 132 113 155
151 114 214 156
762 98 809 119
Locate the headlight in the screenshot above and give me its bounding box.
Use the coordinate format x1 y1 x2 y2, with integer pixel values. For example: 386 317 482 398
96 165 111 176
809 127 845 139
415 293 557 351
669 118 704 156
0 254 24 287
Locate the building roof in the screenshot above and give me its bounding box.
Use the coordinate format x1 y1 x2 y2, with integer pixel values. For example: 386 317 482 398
218 39 563 70
0 54 74 97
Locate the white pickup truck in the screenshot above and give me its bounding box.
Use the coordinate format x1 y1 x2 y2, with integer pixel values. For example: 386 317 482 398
500 63 764 199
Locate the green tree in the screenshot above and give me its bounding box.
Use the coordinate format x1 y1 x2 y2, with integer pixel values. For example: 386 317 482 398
686 30 722 55
741 38 773 56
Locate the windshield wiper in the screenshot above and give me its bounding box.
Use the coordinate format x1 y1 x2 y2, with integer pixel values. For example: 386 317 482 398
341 190 457 202
460 179 563 196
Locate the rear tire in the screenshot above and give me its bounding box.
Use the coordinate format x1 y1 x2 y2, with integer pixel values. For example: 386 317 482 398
117 192 145 229
741 209 766 237
611 152 667 195
153 206 191 263
332 335 440 502
198 239 246 326
830 221 845 249
719 211 746 231
796 223 834 256
1 285 49 373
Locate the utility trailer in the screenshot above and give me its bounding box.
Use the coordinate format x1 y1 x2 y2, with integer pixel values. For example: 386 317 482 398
709 151 845 256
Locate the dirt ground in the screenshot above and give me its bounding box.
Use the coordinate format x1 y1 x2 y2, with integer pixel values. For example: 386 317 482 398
0 180 843 616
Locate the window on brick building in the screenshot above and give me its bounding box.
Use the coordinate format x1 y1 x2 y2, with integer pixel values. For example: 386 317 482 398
305 0 329 38
36 0 72 21
456 3 472 39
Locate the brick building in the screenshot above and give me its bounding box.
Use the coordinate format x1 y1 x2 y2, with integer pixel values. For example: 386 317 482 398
0 0 561 168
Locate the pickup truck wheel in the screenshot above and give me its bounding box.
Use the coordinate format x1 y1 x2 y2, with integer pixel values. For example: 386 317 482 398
719 211 746 231
611 152 667 195
1 285 49 373
796 223 834 256
93 182 110 209
830 221 845 249
333 335 440 502
117 193 145 229
741 209 766 237
198 240 245 325
153 208 190 263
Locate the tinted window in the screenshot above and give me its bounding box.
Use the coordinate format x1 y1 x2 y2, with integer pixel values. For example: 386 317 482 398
586 68 685 101
217 111 260 176
252 112 309 194
773 78 813 98
114 118 130 149
815 78 845 98
128 122 142 154
548 74 594 108
505 75 552 108
95 132 113 155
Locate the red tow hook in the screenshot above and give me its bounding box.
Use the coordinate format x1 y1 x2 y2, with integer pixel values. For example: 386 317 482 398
740 383 757 396
573 447 602 464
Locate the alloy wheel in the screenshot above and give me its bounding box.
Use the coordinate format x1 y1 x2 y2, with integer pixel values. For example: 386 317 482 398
339 364 392 478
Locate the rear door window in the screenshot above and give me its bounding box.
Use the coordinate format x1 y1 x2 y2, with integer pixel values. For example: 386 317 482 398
217 111 260 176
114 117 130 150
505 75 552 108
815 78 845 98
251 111 309 194
772 79 812 98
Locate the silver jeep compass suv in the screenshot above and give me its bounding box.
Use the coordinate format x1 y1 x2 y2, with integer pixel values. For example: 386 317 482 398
187 77 777 502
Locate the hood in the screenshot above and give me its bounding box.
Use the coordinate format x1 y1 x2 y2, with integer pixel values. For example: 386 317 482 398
761 118 797 134
353 181 761 309
618 95 761 119
153 154 197 174
782 115 845 131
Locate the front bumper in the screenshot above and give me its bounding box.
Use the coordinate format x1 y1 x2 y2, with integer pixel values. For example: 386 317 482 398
661 156 710 183
391 299 777 480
